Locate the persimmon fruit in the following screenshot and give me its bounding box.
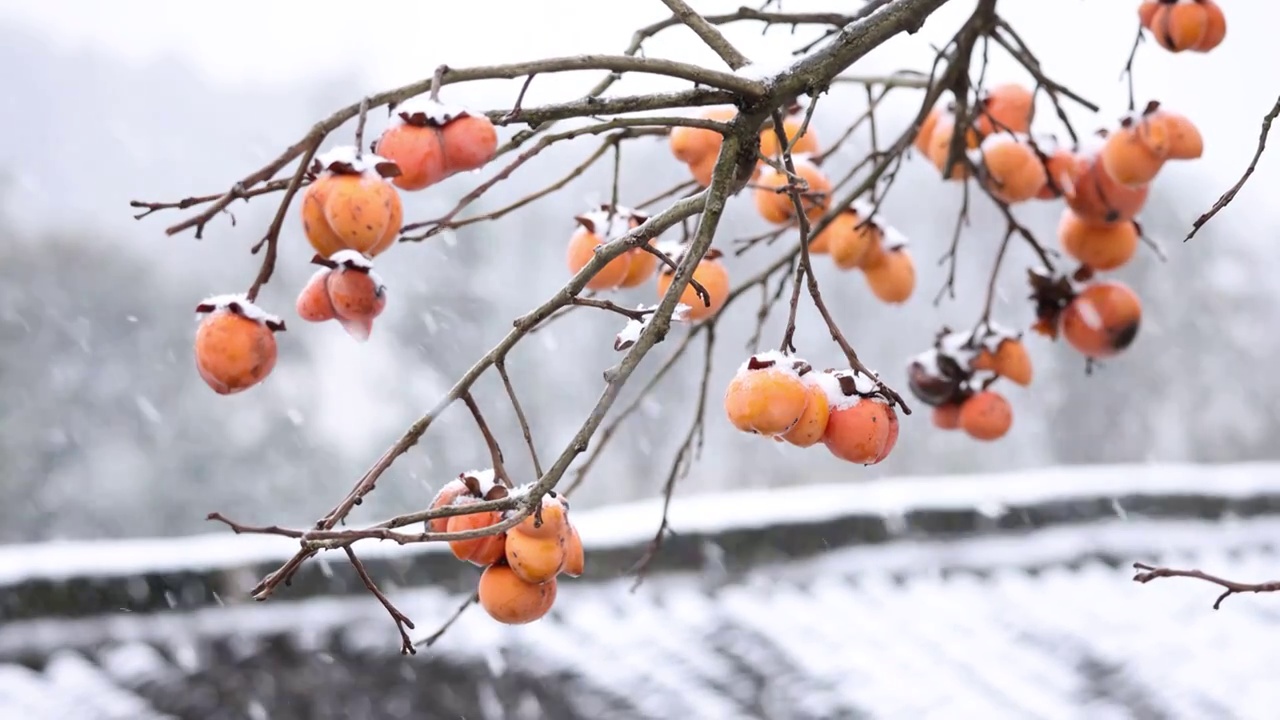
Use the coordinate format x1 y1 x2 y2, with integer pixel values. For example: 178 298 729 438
974 83 1035 136
440 114 499 175
958 390 1013 441
1150 1 1210 52
1100 118 1167 187
932 403 963 430
296 269 336 322
193 297 283 396
445 507 507 567
1057 210 1139 272
374 124 447 192
656 249 729 321
1066 152 1149 224
670 107 736 166
819 211 879 269
863 247 916 304
978 133 1048 204
477 564 557 625
820 371 899 465
754 159 831 224
723 353 811 436
1061 281 1143 359
971 337 1034 387
780 376 832 448
759 115 820 159
301 149 404 258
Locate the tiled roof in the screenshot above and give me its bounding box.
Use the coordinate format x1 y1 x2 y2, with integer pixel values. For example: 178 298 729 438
4 463 1280 719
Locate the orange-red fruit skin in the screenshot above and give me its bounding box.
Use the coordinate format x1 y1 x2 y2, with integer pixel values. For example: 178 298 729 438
477 564 557 625
442 115 499 174
657 259 730 321
1061 281 1143 359
194 312 278 395
958 391 1013 441
822 400 899 465
296 270 336 322
375 125 448 191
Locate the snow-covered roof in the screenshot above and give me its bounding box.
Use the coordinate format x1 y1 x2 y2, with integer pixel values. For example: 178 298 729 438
4 462 1280 718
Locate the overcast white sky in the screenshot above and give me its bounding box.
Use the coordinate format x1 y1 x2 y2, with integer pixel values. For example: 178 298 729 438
0 0 1273 191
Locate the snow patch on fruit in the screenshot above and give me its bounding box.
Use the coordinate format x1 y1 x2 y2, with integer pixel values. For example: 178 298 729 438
392 96 474 127
820 369 887 411
194 294 282 327
313 145 397 179
460 468 500 498
1074 298 1104 331
737 350 804 379
327 250 386 288
576 205 645 242
850 197 909 250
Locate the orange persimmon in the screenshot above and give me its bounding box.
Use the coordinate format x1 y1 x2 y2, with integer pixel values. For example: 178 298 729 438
446 507 508 567
193 297 282 396
958 390 1013 441
863 246 916 304
477 564 557 625
780 376 832 448
670 107 736 166
1057 210 1139 272
754 159 831 224
974 83 1035 136
723 353 811 436
971 337 1034 386
295 268 336 322
1061 281 1143 359
978 133 1048 204
656 250 730 321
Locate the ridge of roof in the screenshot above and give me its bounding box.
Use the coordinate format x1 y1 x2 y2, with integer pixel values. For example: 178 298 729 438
1 461 1278 624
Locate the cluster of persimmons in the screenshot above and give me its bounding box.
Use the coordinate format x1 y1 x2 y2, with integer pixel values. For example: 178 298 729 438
192 99 499 397
893 0 1224 442
908 327 1033 441
723 351 900 465
669 110 919 306
427 471 585 625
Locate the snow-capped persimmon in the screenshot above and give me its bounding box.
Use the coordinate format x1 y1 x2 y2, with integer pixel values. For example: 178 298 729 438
958 390 1013 441
445 507 507 567
656 248 730 321
1192 0 1226 52
913 107 942 155
440 114 499 175
819 211 879 269
753 159 831 224
971 337 1034 387
426 477 471 533
723 352 811 436
1100 117 1167 187
819 368 901 466
374 123 447 191
862 246 916 305
1147 109 1204 160
978 133 1048 204
975 83 1035 136
1057 210 1139 272
323 252 388 342
758 114 820 159
300 148 404 258
193 297 283 396
932 403 963 430
505 496 569 584
669 107 736 166
1150 0 1210 52
1061 281 1143 359
477 564 557 625
295 269 336 322
566 213 633 291
562 523 584 578
780 375 832 448
1066 153 1150 224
